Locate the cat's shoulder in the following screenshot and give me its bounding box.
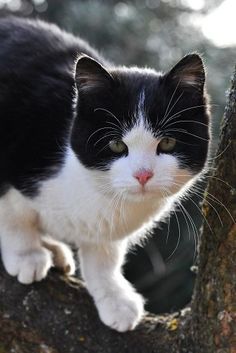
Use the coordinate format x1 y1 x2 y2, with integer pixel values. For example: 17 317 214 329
0 16 71 39
0 16 104 66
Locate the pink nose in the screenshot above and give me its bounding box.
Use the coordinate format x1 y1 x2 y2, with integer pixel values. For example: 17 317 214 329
134 169 154 186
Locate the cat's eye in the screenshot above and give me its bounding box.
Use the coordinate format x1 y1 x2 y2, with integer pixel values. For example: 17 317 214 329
109 140 127 154
159 137 176 152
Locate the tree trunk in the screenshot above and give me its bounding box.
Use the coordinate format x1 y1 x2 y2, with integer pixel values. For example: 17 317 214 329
0 67 236 353
191 66 236 352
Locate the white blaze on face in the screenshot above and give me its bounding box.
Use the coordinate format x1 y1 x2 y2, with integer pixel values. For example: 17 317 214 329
109 90 194 199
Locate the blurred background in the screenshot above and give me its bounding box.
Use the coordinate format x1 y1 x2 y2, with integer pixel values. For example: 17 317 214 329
0 0 235 314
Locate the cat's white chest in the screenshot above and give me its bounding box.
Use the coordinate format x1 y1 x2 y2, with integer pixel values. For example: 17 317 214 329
37 190 160 245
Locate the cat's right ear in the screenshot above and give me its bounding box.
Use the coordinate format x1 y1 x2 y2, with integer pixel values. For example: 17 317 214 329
75 55 113 92
166 53 205 91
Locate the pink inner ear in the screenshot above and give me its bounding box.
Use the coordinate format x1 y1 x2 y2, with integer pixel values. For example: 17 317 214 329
75 55 113 93
175 65 204 87
169 54 205 89
181 73 200 86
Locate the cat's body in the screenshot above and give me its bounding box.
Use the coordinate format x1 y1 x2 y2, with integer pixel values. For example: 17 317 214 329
0 17 210 332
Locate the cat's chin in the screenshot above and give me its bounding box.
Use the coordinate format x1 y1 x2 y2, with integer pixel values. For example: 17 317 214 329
123 188 164 203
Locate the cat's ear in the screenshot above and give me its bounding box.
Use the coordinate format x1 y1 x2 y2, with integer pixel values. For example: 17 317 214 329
75 55 113 92
166 53 205 90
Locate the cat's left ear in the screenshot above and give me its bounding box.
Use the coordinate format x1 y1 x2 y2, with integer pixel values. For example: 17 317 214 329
166 53 205 91
75 55 113 92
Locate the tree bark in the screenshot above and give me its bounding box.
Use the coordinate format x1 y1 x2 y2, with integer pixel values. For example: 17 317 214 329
191 66 236 352
0 67 236 353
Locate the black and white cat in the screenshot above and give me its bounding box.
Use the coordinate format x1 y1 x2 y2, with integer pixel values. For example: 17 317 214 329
0 17 210 332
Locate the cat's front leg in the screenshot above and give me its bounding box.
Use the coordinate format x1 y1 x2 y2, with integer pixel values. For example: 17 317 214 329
0 191 53 284
79 240 144 332
0 226 53 285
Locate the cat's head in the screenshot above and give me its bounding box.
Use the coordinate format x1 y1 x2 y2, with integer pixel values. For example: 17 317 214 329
71 53 210 202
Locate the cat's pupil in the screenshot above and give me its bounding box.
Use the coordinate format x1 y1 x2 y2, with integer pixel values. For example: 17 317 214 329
158 137 176 153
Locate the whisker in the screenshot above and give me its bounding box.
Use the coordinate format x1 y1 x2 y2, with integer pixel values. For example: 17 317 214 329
177 201 199 261
174 138 198 146
204 175 234 190
94 132 119 147
178 201 195 241
166 209 181 261
187 191 216 231
86 126 116 149
162 119 209 130
95 140 115 155
94 107 123 128
173 172 234 196
160 104 207 130
159 80 181 126
207 141 231 161
108 191 124 239
120 192 128 233
162 187 181 261
171 179 224 227
160 188 171 245
191 184 235 224
106 121 123 132
190 186 223 227
163 92 183 124
162 128 209 142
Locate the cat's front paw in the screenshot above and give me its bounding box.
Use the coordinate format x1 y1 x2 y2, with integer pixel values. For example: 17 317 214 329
3 247 53 284
96 291 144 332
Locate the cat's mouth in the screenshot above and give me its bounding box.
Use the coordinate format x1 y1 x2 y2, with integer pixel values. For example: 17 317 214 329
124 185 165 201
123 179 192 201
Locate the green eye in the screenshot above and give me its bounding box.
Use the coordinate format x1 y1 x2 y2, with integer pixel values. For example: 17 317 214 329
109 140 127 153
159 137 176 152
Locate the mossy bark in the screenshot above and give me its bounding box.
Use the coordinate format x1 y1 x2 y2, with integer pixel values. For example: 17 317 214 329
191 66 236 352
0 67 236 353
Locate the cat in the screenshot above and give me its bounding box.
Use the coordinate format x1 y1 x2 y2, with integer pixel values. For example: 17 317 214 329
0 16 210 332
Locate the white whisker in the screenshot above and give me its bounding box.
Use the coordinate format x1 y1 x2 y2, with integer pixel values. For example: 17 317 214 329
207 141 231 161
159 80 181 126
86 126 116 149
162 119 209 129
159 104 208 132
94 107 123 128
94 132 119 147
191 184 235 224
177 201 199 261
163 128 209 142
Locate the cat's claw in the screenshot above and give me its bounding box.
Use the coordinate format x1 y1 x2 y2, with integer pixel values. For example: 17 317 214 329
96 292 144 332
4 248 53 285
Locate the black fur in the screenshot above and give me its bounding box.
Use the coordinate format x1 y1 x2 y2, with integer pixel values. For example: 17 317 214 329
73 54 209 172
0 17 102 196
0 17 210 197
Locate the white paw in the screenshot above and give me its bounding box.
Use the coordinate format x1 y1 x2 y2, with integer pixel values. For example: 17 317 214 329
3 248 53 284
96 291 144 332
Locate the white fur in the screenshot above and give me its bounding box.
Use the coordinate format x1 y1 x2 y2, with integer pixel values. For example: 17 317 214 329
0 190 53 284
0 95 195 331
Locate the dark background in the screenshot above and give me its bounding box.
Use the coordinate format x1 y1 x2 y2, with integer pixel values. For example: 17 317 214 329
1 0 235 314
